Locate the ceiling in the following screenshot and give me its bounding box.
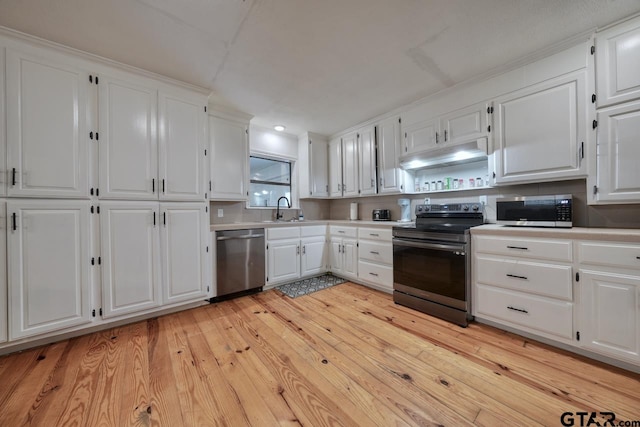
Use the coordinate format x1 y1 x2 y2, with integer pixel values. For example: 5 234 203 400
2 0 640 137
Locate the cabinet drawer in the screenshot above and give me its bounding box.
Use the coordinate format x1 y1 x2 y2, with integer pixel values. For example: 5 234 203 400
473 235 572 262
475 255 572 300
359 240 393 264
358 227 392 242
475 285 573 340
330 226 357 238
300 225 327 238
267 227 300 240
358 261 393 287
578 241 640 271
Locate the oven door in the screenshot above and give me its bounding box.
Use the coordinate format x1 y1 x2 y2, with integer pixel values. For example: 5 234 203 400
393 237 468 310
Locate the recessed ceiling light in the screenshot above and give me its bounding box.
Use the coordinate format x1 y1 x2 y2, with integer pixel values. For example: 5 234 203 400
274 125 285 132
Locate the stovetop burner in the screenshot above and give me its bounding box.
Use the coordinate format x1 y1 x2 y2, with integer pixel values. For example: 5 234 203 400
393 203 485 236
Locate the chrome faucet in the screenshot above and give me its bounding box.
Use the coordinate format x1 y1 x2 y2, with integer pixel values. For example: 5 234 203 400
276 196 291 220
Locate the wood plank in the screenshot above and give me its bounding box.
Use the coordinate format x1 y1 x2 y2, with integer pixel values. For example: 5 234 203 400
0 283 638 426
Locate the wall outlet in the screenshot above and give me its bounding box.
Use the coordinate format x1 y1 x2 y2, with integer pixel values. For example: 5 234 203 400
424 197 431 204
217 208 224 218
479 195 488 205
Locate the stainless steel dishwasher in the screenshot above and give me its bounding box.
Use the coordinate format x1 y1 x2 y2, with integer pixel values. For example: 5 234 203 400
214 228 265 300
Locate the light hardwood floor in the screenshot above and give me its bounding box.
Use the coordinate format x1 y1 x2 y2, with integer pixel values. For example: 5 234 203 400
1 282 639 426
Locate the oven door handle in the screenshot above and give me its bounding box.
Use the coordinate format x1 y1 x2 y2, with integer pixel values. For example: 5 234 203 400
393 238 465 253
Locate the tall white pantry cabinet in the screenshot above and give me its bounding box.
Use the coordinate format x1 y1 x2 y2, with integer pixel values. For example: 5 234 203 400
0 31 211 348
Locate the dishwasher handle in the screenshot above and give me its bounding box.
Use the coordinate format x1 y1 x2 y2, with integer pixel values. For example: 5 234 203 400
217 233 265 241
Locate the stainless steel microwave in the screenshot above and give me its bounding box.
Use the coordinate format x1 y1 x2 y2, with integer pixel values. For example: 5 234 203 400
496 195 572 228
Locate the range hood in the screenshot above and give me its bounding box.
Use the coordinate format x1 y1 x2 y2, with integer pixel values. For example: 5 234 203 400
399 138 488 170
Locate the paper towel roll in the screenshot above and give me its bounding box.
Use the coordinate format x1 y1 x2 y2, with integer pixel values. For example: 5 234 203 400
350 202 358 220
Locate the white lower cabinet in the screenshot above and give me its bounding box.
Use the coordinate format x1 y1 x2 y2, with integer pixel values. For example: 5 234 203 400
266 226 327 286
473 234 576 344
329 226 357 280
577 240 640 364
474 230 640 369
357 227 393 293
579 270 640 364
0 201 6 343
7 200 91 340
160 203 210 305
100 202 161 319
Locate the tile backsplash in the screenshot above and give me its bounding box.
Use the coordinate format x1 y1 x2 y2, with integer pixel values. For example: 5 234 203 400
210 179 640 229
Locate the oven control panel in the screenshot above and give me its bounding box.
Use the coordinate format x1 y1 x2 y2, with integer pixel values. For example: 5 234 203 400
415 203 484 214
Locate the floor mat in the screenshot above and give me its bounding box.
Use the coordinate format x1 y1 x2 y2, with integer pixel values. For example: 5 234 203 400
275 274 346 298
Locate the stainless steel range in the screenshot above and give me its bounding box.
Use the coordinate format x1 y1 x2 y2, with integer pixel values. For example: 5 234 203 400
392 203 484 327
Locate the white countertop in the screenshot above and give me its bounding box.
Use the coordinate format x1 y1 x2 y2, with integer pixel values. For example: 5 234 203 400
210 219 413 232
471 224 640 243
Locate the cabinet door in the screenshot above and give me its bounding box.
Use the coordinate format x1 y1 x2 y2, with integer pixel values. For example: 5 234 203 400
99 75 158 200
329 237 343 274
596 16 640 108
310 138 329 197
377 116 403 194
301 236 326 277
101 202 161 318
209 116 247 200
0 47 6 198
358 126 377 196
402 117 438 155
158 91 207 201
8 200 91 340
267 239 300 284
342 133 359 197
493 71 587 184
160 203 209 304
343 238 358 278
6 48 89 198
0 202 7 343
328 138 343 197
592 100 640 203
440 102 489 146
580 270 640 364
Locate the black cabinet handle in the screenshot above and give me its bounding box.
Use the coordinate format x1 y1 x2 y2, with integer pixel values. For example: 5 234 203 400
12 212 16 231
507 306 529 314
152 178 155 193
506 274 528 280
506 246 528 250
369 272 379 277
12 168 16 186
162 179 165 193
370 251 380 255
153 212 156 227
163 212 166 226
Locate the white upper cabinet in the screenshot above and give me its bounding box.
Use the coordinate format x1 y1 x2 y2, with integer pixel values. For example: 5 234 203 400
402 116 438 155
440 102 490 146
298 132 329 198
99 75 158 200
158 90 207 201
357 125 377 196
328 138 343 197
160 203 209 304
7 200 91 340
377 116 404 194
209 115 248 200
492 70 588 185
596 15 640 108
590 99 640 203
100 202 161 319
341 132 359 197
6 47 89 198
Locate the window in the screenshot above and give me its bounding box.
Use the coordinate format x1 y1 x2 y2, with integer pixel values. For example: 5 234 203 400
249 156 291 207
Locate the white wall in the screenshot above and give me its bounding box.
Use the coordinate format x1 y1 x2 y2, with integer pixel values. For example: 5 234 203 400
249 125 298 160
